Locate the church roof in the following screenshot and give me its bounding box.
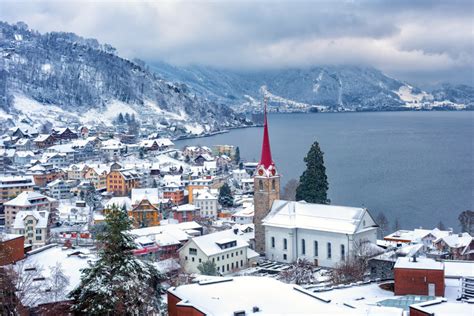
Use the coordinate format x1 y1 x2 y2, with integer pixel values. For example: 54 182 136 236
258 97 274 170
262 200 375 234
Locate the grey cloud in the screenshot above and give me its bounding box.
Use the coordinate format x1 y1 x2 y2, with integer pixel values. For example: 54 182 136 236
0 0 472 85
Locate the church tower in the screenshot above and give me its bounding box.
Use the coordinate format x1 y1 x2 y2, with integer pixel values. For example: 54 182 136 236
253 97 280 254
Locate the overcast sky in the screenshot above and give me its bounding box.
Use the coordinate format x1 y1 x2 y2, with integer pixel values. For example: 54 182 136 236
1 0 473 86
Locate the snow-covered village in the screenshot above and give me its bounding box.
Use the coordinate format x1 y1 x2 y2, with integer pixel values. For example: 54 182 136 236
1 1 473 316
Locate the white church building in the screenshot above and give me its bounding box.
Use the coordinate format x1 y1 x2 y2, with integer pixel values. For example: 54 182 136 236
263 200 378 268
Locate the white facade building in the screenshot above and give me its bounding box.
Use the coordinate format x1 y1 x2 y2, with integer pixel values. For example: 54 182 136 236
193 188 218 218
179 229 259 275
263 200 378 267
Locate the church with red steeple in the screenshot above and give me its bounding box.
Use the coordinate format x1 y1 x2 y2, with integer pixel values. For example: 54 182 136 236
253 97 280 254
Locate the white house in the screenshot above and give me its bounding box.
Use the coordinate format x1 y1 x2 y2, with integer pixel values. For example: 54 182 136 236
193 188 218 218
179 229 259 275
263 200 378 267
12 210 50 248
232 168 250 185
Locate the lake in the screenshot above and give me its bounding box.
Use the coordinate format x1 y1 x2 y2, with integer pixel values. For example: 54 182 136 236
175 111 473 230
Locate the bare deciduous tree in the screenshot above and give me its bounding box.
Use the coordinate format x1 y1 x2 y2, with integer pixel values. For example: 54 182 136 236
375 212 389 239
329 239 383 285
279 258 317 285
281 178 299 201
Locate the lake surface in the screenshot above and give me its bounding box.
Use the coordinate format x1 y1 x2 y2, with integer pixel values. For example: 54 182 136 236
176 112 473 230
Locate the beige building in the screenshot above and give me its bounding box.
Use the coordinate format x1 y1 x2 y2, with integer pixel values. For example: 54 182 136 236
0 176 35 204
4 191 57 230
83 164 109 190
12 210 50 248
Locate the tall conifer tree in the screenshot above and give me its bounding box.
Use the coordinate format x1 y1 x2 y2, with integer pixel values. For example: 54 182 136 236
295 141 330 204
70 206 163 314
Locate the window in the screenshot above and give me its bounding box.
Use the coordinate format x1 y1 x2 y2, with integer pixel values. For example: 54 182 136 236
189 247 197 256
302 239 306 255
35 236 41 241
283 238 287 250
271 179 275 191
241 260 243 267
227 254 229 259
235 261 238 268
240 250 243 255
314 241 318 257
185 256 188 260
227 264 229 271
217 256 220 261
271 236 275 248
199 258 202 263
231 253 234 257
259 180 263 191
327 242 332 259
192 257 195 262
283 254 287 260
341 245 345 261
231 262 234 269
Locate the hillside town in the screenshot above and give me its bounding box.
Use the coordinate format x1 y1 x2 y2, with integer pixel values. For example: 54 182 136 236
0 106 473 316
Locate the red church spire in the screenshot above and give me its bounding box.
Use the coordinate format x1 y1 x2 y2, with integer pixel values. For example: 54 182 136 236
259 96 274 170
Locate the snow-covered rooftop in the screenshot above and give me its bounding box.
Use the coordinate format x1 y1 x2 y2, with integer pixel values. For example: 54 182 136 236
4 191 56 206
263 200 374 234
188 229 249 256
169 276 398 315
394 257 444 271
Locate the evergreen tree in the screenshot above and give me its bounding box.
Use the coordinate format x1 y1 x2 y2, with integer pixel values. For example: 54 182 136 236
70 206 163 315
197 260 218 276
117 113 125 124
218 183 234 207
295 141 329 204
238 162 244 170
234 146 241 164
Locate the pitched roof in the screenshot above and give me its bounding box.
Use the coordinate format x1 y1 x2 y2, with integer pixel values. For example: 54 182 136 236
187 229 249 256
263 200 373 234
13 210 50 229
4 191 56 206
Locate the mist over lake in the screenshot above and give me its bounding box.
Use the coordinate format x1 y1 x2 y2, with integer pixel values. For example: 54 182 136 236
176 111 473 230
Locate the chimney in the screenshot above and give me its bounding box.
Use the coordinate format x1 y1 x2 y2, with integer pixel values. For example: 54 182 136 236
412 254 417 262
233 228 239 235
458 233 463 237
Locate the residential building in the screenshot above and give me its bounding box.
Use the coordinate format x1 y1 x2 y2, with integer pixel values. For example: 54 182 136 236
231 205 254 224
193 188 218 218
106 169 141 196
33 134 55 149
434 233 473 260
179 229 259 275
394 257 445 296
12 210 50 248
0 175 35 204
263 200 378 267
232 168 250 185
172 204 200 223
46 179 75 200
4 191 58 230
28 164 65 187
51 127 78 142
83 164 109 190
66 163 88 180
15 138 33 151
129 198 161 228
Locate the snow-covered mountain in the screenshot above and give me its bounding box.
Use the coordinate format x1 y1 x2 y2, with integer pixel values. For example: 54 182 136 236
0 21 248 136
150 63 473 113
